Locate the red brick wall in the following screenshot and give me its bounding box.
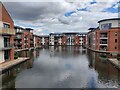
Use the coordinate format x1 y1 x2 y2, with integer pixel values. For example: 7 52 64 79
118 28 120 52
0 3 2 21
1 3 14 29
96 29 100 50
108 28 119 52
62 35 66 45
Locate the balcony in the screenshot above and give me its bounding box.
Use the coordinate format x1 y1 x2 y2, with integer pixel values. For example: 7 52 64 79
0 42 14 50
100 33 108 39
100 35 108 39
14 36 22 39
30 36 34 40
17 42 22 45
0 28 15 35
100 41 108 46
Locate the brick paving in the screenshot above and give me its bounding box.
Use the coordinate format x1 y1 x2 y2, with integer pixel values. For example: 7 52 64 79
0 57 30 73
108 58 120 70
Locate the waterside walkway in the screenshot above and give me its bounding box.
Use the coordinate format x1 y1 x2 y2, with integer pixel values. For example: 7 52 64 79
0 57 30 74
108 58 120 70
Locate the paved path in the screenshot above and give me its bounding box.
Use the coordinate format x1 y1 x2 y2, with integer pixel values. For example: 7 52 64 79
108 58 120 70
0 57 30 74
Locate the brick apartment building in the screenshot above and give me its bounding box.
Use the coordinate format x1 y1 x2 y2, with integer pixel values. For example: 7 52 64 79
87 18 120 53
14 26 34 50
0 2 15 63
62 32 87 46
33 35 41 48
40 35 49 46
49 32 87 46
49 33 62 46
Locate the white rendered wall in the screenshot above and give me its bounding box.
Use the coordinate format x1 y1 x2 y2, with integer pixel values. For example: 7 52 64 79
0 21 3 28
34 36 36 47
49 35 54 45
99 20 119 30
42 37 45 45
59 38 62 45
0 51 4 63
0 36 4 49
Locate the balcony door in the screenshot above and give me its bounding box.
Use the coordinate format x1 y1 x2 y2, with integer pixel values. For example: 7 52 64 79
4 50 10 61
4 37 10 47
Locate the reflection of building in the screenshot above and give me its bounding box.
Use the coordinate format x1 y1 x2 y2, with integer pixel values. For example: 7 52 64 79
0 2 15 63
87 18 120 53
14 26 34 49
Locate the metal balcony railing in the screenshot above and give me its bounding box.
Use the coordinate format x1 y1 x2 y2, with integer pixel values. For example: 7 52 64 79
4 42 13 47
0 28 15 35
100 42 107 44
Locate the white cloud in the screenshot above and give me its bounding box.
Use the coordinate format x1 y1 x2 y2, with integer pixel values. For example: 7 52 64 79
2 0 119 35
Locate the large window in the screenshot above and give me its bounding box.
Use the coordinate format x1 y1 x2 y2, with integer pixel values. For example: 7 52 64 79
4 37 10 47
100 23 112 30
3 23 10 28
4 50 10 61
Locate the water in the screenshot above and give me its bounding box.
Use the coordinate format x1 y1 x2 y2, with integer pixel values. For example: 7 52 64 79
1 46 120 88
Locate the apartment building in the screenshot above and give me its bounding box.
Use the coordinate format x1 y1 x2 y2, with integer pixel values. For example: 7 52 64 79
87 18 120 53
0 2 15 63
40 35 49 46
33 35 41 48
97 18 120 52
62 32 87 46
79 33 87 46
49 33 62 46
87 28 96 50
14 26 34 50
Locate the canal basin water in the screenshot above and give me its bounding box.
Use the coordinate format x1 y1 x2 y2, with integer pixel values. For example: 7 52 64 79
1 46 120 88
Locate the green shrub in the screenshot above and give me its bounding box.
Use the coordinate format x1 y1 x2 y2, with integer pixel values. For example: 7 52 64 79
117 53 120 61
14 51 18 59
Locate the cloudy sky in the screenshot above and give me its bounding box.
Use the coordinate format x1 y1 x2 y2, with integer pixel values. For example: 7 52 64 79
2 0 120 35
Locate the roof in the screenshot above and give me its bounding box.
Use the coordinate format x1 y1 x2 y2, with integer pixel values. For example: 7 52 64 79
39 35 49 37
98 18 120 23
14 26 24 30
49 33 62 35
63 32 79 35
26 28 33 30
1 2 14 23
88 28 96 30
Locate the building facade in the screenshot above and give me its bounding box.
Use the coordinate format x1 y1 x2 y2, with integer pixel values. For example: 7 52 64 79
40 35 49 46
14 26 34 50
0 2 15 63
33 35 41 48
49 33 62 46
87 18 120 53
49 32 87 46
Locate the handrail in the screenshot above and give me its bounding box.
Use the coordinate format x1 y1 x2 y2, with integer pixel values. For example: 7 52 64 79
0 28 15 35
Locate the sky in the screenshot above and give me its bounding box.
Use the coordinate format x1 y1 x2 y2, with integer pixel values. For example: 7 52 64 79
1 0 120 35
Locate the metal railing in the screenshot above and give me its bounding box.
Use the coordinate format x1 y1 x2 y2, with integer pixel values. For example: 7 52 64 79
0 28 15 35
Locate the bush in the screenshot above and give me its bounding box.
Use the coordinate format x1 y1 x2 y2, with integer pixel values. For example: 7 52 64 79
14 51 18 59
117 53 120 61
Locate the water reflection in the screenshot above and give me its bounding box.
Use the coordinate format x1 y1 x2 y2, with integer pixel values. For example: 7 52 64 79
2 46 120 88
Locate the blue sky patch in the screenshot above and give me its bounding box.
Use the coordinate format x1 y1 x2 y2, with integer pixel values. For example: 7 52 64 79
77 8 87 11
90 0 97 4
64 11 76 17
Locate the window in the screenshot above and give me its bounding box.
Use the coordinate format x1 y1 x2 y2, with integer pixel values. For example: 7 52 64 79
115 46 117 49
101 23 112 30
115 39 117 43
3 23 10 28
115 32 117 36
